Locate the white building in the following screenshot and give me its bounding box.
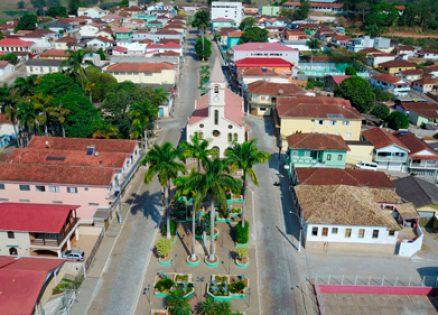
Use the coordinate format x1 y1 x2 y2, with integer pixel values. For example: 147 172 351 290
0 61 15 81
78 25 100 38
77 7 107 19
370 73 410 96
211 1 243 25
232 42 299 65
25 59 67 76
187 59 245 157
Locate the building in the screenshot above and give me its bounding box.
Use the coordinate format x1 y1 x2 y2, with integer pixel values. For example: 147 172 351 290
235 57 293 77
212 17 236 29
77 6 107 18
370 73 410 96
39 49 69 60
366 52 396 68
411 77 438 94
261 6 280 16
347 36 391 53
25 59 67 75
397 101 438 127
282 1 343 14
211 1 243 25
232 42 299 65
0 37 34 53
246 80 307 116
0 61 15 81
53 36 78 51
295 184 421 256
418 49 438 61
275 96 362 143
104 62 176 85
285 133 349 170
397 69 423 82
187 59 245 157
379 60 416 74
85 36 114 50
362 128 409 171
394 131 438 181
0 136 141 223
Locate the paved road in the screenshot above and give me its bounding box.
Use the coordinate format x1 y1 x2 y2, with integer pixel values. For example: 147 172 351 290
86 31 199 315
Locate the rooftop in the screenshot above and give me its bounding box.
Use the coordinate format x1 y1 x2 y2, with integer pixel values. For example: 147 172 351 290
247 80 306 96
232 42 297 52
105 62 174 73
394 176 438 207
362 128 409 151
235 57 293 68
372 73 403 85
393 131 438 159
379 60 416 68
0 37 33 47
399 101 438 120
287 133 350 151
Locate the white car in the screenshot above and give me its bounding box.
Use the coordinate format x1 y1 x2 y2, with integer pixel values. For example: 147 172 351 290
355 161 378 171
62 249 85 261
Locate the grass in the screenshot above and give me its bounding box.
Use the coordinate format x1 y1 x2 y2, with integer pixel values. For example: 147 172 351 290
52 277 83 294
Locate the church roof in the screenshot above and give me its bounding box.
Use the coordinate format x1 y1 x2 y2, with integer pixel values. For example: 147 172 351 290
210 58 226 84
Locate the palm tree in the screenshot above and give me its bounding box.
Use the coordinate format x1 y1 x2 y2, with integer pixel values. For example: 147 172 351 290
31 93 54 135
143 142 186 239
196 297 232 315
17 99 38 139
174 171 205 262
49 105 70 137
2 87 21 147
92 124 119 139
186 158 241 262
179 133 215 172
64 49 87 89
166 289 191 315
13 75 37 97
225 140 269 228
128 100 158 140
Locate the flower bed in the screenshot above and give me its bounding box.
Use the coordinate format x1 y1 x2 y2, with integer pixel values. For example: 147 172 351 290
207 274 249 302
154 272 195 298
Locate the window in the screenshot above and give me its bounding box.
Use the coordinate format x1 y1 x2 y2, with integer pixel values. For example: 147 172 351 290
9 247 17 256
343 121 350 126
199 124 204 128
358 229 365 238
7 231 14 239
326 154 332 161
88 202 99 206
214 110 219 125
212 130 221 137
312 227 318 236
372 229 379 239
49 186 60 193
331 120 336 126
318 120 324 125
35 185 46 192
233 133 238 142
389 230 395 236
0 183 4 190
322 227 328 236
19 185 30 191
19 199 30 202
345 228 352 238
228 133 232 142
337 154 343 161
228 125 233 129
67 187 78 193
331 227 338 234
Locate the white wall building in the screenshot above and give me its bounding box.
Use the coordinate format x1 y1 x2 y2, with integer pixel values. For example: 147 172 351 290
232 42 299 65
187 59 245 157
211 1 243 25
77 7 107 19
0 61 15 81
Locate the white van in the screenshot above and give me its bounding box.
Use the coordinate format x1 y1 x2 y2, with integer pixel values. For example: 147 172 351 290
355 161 378 171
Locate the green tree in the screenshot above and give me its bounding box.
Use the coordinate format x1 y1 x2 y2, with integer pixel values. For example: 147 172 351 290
17 0 25 9
364 24 382 37
387 111 409 130
165 289 191 315
191 10 210 31
371 104 390 120
92 124 119 139
143 142 186 239
374 88 392 102
179 133 215 172
35 73 80 96
0 53 18 65
46 6 68 18
68 0 81 15
13 76 37 97
31 0 46 15
84 67 117 102
196 297 232 315
30 92 54 135
49 105 70 137
2 87 21 146
63 49 87 89
240 27 268 43
16 14 38 31
345 65 357 75
225 140 268 228
294 0 310 20
128 99 158 140
306 38 320 50
279 8 295 24
17 99 39 138
336 76 375 113
195 37 212 61
239 17 255 31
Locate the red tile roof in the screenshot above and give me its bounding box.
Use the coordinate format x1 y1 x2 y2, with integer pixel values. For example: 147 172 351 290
276 96 361 119
287 133 350 151
232 42 297 52
399 102 438 120
379 60 416 69
0 60 9 69
400 69 423 76
362 128 409 151
330 75 351 85
296 167 393 188
235 57 292 68
105 62 174 73
372 73 403 85
0 203 77 233
393 131 438 160
0 37 33 47
148 42 180 49
39 49 69 58
247 80 305 96
283 1 343 8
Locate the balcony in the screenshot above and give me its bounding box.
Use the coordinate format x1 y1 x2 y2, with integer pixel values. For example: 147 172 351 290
30 217 79 248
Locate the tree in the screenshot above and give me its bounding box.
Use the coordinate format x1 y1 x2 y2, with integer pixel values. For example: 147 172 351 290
240 27 268 43
336 76 375 113
165 289 191 315
374 88 392 102
63 50 87 89
279 8 295 24
179 133 215 172
68 0 81 15
17 1 25 9
225 140 268 228
196 297 232 315
2 87 21 146
195 37 212 61
16 14 38 31
128 99 158 140
30 0 46 15
47 0 60 6
84 67 117 102
191 10 209 31
13 76 37 97
36 73 80 96
306 38 320 50
0 53 18 65
364 24 382 37
294 0 310 20
49 105 70 137
239 17 255 31
17 99 38 138
387 111 409 130
31 92 54 135
46 6 68 18
345 65 357 75
371 104 390 120
143 142 186 239
92 124 119 139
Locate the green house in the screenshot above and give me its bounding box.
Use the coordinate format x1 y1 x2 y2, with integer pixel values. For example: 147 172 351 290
261 6 280 17
113 27 133 41
285 133 349 174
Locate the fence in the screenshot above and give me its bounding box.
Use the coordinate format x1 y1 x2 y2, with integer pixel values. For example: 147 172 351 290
314 274 438 288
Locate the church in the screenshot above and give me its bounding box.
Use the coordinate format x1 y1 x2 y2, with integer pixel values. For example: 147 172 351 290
187 59 245 157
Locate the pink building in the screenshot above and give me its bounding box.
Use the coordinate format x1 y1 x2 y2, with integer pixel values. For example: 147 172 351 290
0 136 141 223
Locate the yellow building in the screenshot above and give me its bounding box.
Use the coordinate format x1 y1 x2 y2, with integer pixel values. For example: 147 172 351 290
345 141 374 165
104 62 177 85
275 96 363 148
379 60 417 74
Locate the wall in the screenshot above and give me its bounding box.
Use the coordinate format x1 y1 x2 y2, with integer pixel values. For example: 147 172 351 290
211 1 243 24
289 149 346 168
109 69 176 85
234 50 299 65
280 118 362 141
398 227 423 257
346 144 374 164
374 145 409 171
0 230 30 256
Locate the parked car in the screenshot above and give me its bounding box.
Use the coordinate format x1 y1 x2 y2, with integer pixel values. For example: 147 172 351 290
356 161 378 171
62 249 85 261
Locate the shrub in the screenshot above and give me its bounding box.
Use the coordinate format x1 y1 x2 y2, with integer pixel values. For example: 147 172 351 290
234 221 249 244
387 111 409 130
371 104 390 120
155 238 173 258
154 277 174 292
160 219 177 236
229 280 245 293
345 65 357 75
235 247 248 260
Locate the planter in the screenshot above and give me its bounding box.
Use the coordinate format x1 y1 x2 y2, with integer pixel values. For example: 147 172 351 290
158 257 173 267
195 229 220 240
207 275 249 302
154 273 195 299
235 258 249 269
235 242 248 248
204 256 220 268
151 309 168 315
186 256 201 267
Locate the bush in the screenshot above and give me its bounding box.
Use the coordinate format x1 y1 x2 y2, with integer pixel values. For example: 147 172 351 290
345 65 357 75
235 247 248 260
0 53 18 65
371 104 390 120
336 76 375 113
234 221 249 244
155 238 173 258
161 219 177 236
229 280 245 293
154 277 174 292
387 111 409 130
374 88 392 102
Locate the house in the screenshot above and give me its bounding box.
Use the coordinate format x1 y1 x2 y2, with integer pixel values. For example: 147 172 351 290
104 62 176 85
0 256 66 315
370 73 410 96
39 49 69 60
397 101 438 127
0 136 141 223
25 59 67 75
239 67 292 85
345 137 374 165
0 203 80 258
324 75 350 92
393 131 438 181
285 133 349 170
232 42 299 65
282 1 344 14
418 49 438 61
113 26 133 41
186 59 245 157
261 6 280 16
362 127 409 171
411 77 438 94
54 36 78 51
397 69 423 82
85 36 114 50
235 57 293 77
295 184 422 256
77 6 107 18
394 176 438 219
0 61 15 81
211 1 243 25
112 42 147 56
225 30 242 49
147 42 182 56
379 60 416 74
78 24 100 38
275 96 362 143
212 18 236 29
347 36 390 52
246 80 307 116
0 37 34 53
366 52 396 68
394 45 416 58
283 29 307 41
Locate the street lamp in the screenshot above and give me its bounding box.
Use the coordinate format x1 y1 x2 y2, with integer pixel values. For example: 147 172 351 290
289 210 302 252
